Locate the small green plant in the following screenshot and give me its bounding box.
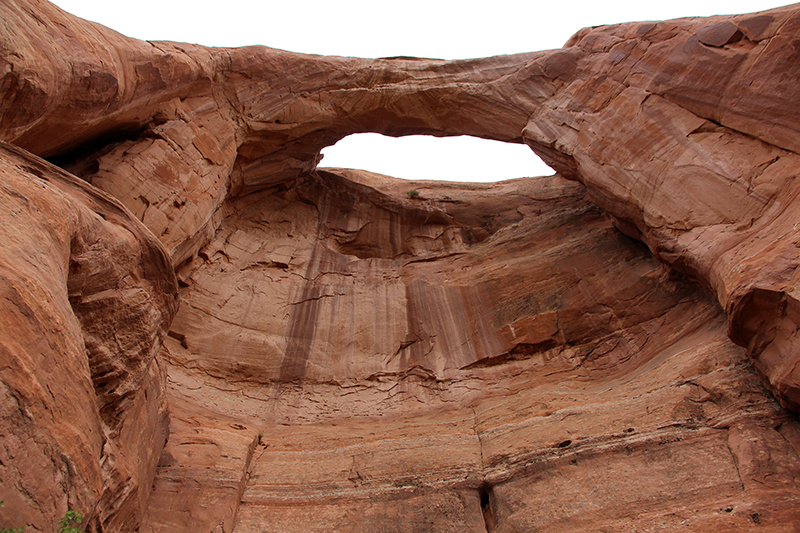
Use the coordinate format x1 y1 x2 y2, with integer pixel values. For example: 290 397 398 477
1 503 83 533
406 189 420 199
58 510 83 533
0 502 23 533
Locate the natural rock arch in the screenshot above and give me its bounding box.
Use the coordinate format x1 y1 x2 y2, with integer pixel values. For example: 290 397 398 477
2 1 800 531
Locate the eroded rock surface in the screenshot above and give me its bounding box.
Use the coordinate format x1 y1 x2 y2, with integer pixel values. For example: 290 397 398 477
1 0 800 531
0 142 177 532
4 0 800 411
151 168 799 532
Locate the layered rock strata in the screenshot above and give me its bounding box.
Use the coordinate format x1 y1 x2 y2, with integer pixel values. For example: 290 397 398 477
1 0 800 531
149 168 800 532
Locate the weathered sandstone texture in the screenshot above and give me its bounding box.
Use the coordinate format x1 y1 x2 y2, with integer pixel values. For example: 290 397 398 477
0 142 177 532
1 0 800 531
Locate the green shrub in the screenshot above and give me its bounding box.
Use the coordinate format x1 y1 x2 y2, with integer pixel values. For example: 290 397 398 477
407 189 420 199
58 510 83 533
0 503 84 533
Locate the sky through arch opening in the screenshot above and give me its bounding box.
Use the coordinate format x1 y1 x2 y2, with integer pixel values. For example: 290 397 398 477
320 133 555 183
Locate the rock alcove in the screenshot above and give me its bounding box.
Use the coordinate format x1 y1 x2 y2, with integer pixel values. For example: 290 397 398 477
1 1 799 532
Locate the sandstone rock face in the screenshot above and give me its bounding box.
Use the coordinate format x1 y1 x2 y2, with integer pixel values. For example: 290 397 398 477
2 0 800 531
152 168 799 533
0 142 177 531
5 0 800 411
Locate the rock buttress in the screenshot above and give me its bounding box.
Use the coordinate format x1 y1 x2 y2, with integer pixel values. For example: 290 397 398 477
0 142 177 532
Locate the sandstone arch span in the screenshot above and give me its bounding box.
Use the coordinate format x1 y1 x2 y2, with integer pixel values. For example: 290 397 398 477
6 0 798 410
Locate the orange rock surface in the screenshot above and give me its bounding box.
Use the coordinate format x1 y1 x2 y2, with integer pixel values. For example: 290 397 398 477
0 142 177 532
1 1 800 531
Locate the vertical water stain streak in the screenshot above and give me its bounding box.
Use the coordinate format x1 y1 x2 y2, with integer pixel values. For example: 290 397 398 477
278 241 351 382
278 257 324 382
404 279 505 371
278 184 350 382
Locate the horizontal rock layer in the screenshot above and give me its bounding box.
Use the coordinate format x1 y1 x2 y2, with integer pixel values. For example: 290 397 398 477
152 168 800 533
1 1 800 532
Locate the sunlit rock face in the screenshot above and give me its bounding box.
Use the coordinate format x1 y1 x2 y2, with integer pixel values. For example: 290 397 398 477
1 1 800 531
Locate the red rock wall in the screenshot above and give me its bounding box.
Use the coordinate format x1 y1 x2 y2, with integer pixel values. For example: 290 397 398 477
4 1 800 411
149 167 799 533
1 1 800 531
0 143 177 531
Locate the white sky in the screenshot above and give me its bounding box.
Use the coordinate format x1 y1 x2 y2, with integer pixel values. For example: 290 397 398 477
51 0 792 181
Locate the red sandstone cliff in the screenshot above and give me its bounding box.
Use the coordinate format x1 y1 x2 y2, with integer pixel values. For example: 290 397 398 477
1 1 800 531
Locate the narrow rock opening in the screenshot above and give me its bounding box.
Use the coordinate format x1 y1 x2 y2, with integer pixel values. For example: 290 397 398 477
320 133 554 183
478 483 496 532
